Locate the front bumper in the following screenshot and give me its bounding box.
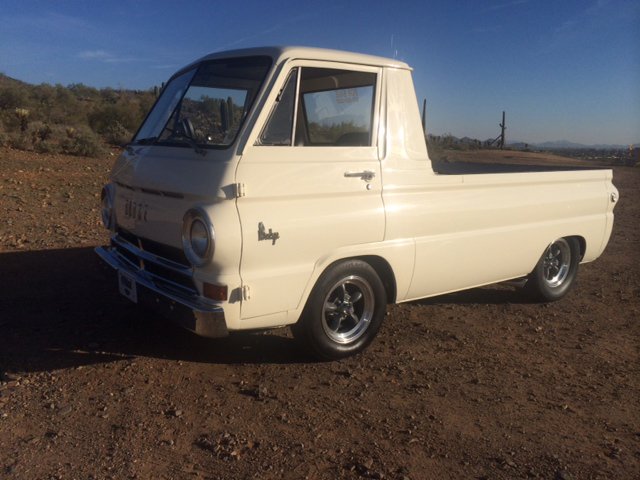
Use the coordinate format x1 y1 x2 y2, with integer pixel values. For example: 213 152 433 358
95 236 228 338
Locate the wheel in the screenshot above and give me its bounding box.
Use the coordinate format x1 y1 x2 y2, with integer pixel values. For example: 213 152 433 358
292 260 387 360
525 237 580 302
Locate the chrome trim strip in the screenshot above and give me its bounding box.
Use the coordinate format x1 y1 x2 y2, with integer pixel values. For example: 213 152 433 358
115 181 184 199
95 246 220 313
113 234 192 275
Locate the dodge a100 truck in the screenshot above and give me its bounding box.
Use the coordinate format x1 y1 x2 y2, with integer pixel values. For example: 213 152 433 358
96 46 618 360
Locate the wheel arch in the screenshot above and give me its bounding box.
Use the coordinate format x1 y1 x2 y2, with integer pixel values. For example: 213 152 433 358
536 235 586 262
570 235 586 261
309 255 398 306
354 255 398 304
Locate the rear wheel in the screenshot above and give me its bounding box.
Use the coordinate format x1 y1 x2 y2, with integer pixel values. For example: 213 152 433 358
525 237 580 302
293 260 387 360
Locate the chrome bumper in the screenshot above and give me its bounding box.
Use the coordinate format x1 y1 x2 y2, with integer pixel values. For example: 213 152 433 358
95 237 228 338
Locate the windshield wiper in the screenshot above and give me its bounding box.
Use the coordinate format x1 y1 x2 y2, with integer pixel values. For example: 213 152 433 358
171 135 207 156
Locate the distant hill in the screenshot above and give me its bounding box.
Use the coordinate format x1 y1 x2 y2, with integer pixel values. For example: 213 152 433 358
534 140 589 149
0 73 29 88
531 140 632 150
430 134 633 151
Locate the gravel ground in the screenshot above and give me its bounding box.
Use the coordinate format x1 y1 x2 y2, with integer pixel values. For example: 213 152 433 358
1 147 638 479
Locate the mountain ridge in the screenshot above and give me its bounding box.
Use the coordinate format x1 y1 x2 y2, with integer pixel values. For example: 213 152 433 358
512 140 637 150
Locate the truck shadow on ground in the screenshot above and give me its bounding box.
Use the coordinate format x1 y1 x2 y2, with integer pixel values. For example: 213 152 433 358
0 247 532 374
414 283 535 306
0 247 303 374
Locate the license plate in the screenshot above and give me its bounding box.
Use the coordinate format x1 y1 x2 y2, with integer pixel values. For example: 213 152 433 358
118 271 138 303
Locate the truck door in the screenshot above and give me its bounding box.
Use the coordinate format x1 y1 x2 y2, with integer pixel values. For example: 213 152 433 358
236 62 384 321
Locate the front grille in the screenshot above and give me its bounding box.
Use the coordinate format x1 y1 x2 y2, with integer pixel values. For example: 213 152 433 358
115 240 139 267
144 261 194 291
117 228 190 267
112 229 196 296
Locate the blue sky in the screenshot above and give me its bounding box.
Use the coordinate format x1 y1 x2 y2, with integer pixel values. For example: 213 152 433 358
1 0 638 145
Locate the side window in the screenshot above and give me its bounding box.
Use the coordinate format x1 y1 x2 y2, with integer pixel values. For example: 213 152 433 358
300 68 376 146
259 69 298 145
259 67 376 147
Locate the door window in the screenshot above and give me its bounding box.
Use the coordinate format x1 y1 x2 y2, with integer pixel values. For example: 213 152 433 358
259 67 376 147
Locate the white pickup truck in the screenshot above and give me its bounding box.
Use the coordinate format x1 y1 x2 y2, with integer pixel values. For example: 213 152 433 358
96 47 618 360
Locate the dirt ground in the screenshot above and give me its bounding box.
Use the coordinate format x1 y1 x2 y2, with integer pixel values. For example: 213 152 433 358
0 147 638 479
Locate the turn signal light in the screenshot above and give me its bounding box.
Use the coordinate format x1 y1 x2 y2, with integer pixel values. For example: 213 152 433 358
203 283 228 301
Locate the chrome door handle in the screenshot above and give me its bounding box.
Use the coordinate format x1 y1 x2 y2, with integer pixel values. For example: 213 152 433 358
344 170 376 182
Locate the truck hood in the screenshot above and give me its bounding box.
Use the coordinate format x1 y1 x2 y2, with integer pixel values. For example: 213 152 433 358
110 145 237 249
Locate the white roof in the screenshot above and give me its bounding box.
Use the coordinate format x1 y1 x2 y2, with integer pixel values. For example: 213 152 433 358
195 46 411 70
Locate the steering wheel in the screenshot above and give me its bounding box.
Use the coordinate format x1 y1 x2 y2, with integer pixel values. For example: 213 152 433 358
179 118 195 139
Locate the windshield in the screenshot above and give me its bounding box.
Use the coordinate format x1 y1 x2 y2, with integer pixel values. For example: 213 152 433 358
133 56 272 148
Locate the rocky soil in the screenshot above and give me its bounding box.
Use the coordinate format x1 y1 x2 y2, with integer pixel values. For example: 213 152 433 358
0 147 638 479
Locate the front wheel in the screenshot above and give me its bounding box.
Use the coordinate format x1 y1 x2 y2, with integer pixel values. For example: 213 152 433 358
292 260 387 361
525 237 580 302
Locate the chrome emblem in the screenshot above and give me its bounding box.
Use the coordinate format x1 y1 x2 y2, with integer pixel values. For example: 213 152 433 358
124 198 148 222
258 222 279 245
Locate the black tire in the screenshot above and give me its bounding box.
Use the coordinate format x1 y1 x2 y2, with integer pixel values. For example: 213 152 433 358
525 237 580 302
292 260 387 361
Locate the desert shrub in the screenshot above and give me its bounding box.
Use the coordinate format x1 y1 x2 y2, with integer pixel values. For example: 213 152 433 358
89 102 140 135
34 140 59 154
0 108 22 132
0 123 8 147
426 140 443 158
51 85 86 125
68 83 100 101
449 142 471 151
103 121 133 146
29 121 51 142
0 84 30 110
8 132 32 150
61 126 104 157
29 121 58 154
0 73 157 155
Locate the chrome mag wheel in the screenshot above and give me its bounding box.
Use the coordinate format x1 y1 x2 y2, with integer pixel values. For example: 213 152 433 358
321 275 374 344
525 236 580 302
542 238 572 288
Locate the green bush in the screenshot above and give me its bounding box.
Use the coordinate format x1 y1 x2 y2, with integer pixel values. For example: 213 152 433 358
34 139 59 154
89 102 139 134
30 121 52 141
0 124 8 147
8 132 31 150
60 126 104 157
0 85 29 110
29 121 58 154
103 121 133 146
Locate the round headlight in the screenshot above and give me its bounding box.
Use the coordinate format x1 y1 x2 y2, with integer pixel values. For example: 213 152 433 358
190 219 209 258
101 184 115 231
182 208 214 267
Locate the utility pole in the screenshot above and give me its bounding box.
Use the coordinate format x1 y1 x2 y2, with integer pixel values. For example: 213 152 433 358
421 98 427 136
486 111 507 149
498 111 506 149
